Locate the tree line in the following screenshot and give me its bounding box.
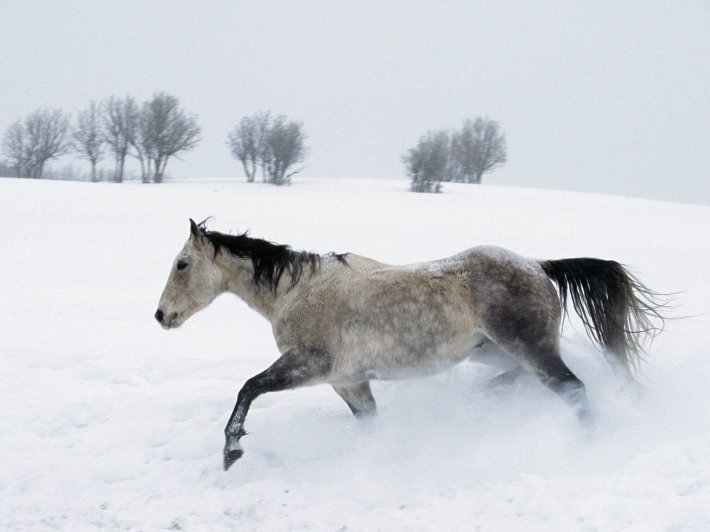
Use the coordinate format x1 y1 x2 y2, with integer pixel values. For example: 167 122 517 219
0 101 308 186
404 117 507 192
1 93 200 182
3 101 506 191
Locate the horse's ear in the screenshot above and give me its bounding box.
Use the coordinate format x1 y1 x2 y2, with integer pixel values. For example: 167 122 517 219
189 218 200 238
189 218 205 249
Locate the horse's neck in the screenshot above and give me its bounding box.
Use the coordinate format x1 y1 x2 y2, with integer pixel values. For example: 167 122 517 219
216 253 280 321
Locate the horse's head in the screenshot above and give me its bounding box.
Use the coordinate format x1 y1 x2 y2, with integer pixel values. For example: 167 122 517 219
155 219 222 329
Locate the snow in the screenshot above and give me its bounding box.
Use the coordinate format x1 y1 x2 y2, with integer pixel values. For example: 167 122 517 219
1 177 709 531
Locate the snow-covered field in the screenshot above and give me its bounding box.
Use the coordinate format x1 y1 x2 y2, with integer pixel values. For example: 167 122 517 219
1 177 709 531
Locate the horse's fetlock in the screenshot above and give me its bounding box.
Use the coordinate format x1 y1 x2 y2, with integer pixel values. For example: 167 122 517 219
225 427 247 440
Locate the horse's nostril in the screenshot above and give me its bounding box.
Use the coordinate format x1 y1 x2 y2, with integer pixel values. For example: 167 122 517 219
155 309 164 323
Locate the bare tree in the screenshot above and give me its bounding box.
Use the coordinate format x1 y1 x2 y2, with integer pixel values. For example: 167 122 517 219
2 121 30 178
102 95 136 183
25 109 72 179
254 112 272 182
449 117 507 184
126 101 152 183
140 92 200 183
1 109 71 179
227 114 261 183
262 115 306 186
227 112 305 186
403 130 449 193
73 101 105 182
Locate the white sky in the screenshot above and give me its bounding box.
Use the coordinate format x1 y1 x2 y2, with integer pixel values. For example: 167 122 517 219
1 0 709 204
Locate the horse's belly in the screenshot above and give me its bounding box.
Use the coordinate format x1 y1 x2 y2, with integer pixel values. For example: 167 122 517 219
363 352 471 380
335 327 481 381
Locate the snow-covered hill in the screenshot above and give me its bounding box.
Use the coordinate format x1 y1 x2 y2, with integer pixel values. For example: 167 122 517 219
1 178 709 530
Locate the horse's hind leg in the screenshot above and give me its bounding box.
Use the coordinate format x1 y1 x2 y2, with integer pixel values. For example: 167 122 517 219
468 338 527 389
529 348 590 421
486 365 527 389
486 329 589 420
333 381 377 418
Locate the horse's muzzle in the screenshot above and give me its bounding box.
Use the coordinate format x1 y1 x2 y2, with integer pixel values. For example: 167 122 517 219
154 308 178 329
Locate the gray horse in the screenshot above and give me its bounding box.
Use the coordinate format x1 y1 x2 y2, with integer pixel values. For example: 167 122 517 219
155 220 664 470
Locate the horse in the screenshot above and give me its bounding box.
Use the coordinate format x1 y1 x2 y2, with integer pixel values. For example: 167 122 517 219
155 219 665 471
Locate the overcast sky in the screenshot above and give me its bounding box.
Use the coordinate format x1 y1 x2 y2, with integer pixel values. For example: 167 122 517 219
1 0 709 204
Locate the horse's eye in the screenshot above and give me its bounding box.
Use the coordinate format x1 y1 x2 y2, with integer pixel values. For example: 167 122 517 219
177 260 189 271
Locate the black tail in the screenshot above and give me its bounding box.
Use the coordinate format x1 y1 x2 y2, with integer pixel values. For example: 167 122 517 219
539 258 667 376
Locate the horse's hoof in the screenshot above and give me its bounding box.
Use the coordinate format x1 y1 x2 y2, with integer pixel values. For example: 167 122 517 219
223 448 244 471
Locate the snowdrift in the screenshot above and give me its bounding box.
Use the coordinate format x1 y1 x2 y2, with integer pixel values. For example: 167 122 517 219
1 178 708 530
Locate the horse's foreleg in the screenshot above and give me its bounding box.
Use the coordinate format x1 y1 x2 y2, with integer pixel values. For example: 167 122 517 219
332 381 377 418
223 347 332 471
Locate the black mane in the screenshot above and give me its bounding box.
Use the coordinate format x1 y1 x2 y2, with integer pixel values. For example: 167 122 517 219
198 223 347 291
